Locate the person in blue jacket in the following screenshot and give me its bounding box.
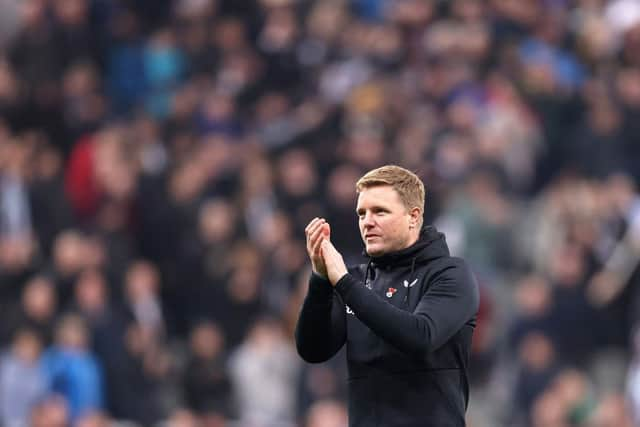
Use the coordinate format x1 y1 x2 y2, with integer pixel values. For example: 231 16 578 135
43 314 103 421
296 165 479 427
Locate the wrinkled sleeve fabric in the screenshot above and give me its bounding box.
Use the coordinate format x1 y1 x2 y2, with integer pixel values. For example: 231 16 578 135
295 272 347 363
334 258 479 358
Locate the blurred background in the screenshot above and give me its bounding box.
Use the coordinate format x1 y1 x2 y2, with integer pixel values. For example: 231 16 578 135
0 0 640 426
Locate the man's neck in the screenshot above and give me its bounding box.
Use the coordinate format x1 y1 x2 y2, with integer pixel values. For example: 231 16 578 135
404 231 420 250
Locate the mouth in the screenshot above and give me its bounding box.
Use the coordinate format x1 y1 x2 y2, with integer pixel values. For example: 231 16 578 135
364 234 380 240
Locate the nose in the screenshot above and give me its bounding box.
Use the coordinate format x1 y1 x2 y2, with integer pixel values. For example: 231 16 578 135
362 211 375 228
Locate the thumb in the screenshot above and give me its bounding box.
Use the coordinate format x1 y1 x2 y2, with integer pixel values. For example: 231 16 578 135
322 223 331 240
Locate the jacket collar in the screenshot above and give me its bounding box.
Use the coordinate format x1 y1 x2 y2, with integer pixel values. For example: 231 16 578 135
368 226 450 268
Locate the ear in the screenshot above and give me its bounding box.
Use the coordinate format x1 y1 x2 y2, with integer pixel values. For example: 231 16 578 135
408 207 422 229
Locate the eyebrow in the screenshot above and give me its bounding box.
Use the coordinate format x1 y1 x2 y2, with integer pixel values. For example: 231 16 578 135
356 206 388 215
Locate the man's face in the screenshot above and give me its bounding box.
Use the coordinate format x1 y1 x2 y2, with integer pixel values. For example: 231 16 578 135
356 185 415 257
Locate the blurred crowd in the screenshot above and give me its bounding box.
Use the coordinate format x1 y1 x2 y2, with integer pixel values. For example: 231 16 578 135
1 0 640 426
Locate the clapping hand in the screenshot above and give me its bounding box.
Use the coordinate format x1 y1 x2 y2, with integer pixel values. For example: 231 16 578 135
320 239 348 286
305 217 331 278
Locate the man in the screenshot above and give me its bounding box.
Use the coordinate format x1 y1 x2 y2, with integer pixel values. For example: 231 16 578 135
295 165 479 427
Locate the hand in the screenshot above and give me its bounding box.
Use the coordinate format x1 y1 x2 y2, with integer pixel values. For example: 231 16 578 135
305 217 331 278
320 239 348 286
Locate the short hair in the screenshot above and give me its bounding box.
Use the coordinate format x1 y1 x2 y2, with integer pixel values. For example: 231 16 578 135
356 165 425 219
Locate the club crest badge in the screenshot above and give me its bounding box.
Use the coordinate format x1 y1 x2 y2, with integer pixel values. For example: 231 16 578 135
386 287 397 298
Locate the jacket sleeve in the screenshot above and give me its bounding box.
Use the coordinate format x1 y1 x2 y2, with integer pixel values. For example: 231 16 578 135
295 272 347 363
334 258 479 358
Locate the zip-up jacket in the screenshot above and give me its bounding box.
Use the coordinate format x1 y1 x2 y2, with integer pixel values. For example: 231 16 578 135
295 226 479 427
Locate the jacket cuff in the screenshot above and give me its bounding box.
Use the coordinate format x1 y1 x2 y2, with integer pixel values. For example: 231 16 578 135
308 272 333 299
334 273 357 301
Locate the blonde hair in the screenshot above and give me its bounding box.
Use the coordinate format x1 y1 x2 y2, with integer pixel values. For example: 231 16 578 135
356 165 425 223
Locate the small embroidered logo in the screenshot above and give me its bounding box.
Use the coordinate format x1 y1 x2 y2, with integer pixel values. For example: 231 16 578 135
346 305 354 315
386 287 397 298
404 279 418 288
365 279 372 289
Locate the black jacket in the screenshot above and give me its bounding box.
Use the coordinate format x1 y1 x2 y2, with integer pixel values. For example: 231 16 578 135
295 226 479 427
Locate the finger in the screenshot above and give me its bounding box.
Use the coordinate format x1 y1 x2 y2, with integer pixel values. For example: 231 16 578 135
307 222 325 251
312 231 324 256
307 219 326 244
308 223 326 250
322 223 331 240
305 217 325 238
305 217 319 234
305 217 325 234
